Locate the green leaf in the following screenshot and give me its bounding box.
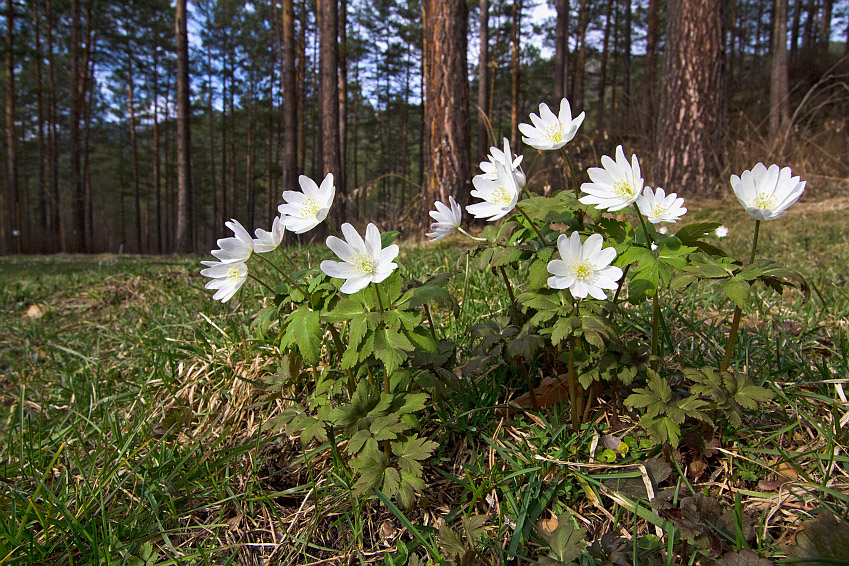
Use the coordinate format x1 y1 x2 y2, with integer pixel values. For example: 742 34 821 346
529 256 553 290
374 328 408 376
675 222 721 243
322 295 365 323
715 550 774 566
723 276 751 309
393 435 438 477
541 512 586 565
381 230 401 248
281 305 322 366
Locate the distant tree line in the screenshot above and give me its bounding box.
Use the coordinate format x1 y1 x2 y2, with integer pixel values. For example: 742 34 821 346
1 0 847 255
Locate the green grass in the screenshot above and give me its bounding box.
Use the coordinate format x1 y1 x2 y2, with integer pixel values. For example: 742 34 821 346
1 199 848 565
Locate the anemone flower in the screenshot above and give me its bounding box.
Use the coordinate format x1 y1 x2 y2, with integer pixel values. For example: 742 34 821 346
730 163 806 221
320 223 399 294
200 260 248 303
211 219 254 264
466 162 520 222
480 138 527 188
547 232 623 300
426 196 462 242
578 145 643 212
715 225 729 238
519 98 585 150
636 187 687 224
278 173 336 233
253 215 286 253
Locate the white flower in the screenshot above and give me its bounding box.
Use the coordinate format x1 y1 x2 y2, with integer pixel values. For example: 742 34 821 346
579 145 643 212
200 260 248 303
547 232 623 300
480 138 527 188
519 98 585 150
658 226 669 235
278 173 336 233
715 225 729 238
651 242 658 251
636 187 687 224
253 215 286 253
211 219 254 264
320 223 399 294
730 163 805 221
467 162 520 222
426 196 462 242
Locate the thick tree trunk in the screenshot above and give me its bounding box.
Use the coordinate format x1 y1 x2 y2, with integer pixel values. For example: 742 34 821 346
33 0 48 249
423 0 471 215
510 0 522 151
175 0 193 253
554 0 569 101
318 0 341 200
297 0 307 175
46 0 63 250
819 0 833 54
622 0 631 107
5 0 19 253
338 0 348 198
70 0 86 251
791 0 802 54
477 0 490 162
656 0 726 195
770 0 790 139
281 0 298 192
573 0 590 111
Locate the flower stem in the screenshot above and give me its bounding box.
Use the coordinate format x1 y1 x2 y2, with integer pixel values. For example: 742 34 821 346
458 226 487 242
248 273 275 294
514 203 546 243
323 217 341 239
423 303 438 341
635 207 653 248
651 292 660 372
560 148 584 230
254 251 306 296
375 283 386 314
498 266 522 326
720 220 761 373
568 331 580 433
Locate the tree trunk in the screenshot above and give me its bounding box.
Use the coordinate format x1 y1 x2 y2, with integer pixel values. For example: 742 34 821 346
656 0 726 195
802 0 815 49
622 0 631 108
297 0 307 175
33 0 48 250
281 0 298 193
175 0 193 253
819 0 833 54
246 65 256 231
423 0 471 215
153 38 163 253
5 0 19 254
45 0 63 251
338 0 348 199
790 0 802 54
477 0 490 162
510 0 522 151
70 0 86 251
644 0 660 129
554 0 569 101
770 0 790 140
128 53 142 252
318 0 341 216
597 0 614 131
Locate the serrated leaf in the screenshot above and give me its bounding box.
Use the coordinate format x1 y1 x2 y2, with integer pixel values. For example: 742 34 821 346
715 550 774 566
545 512 586 564
530 257 553 290
280 305 322 366
393 436 437 477
382 466 401 497
784 512 849 566
323 295 365 323
723 277 751 309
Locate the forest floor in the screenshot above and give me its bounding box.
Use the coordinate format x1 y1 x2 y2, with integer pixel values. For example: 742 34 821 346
1 194 849 565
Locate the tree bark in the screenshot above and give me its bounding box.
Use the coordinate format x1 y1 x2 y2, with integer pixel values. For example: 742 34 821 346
644 0 660 130
5 0 19 253
554 0 569 102
69 0 86 251
597 0 614 131
656 0 726 195
282 0 298 192
819 0 833 54
33 0 48 249
318 0 342 222
423 0 471 215
510 0 522 151
45 0 63 250
477 0 490 162
622 0 632 108
338 0 348 197
127 52 142 251
175 0 194 253
573 0 590 111
770 0 790 140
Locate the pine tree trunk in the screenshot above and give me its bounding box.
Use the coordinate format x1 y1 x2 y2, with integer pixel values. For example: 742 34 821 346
423 0 471 215
510 0 522 151
175 0 193 253
597 0 614 131
477 0 490 162
819 0 833 54
5 0 19 254
246 66 256 231
338 0 348 199
318 0 341 211
45 0 63 251
128 53 142 252
70 0 86 251
622 0 631 108
790 0 802 54
573 0 589 111
554 0 569 101
644 0 660 130
154 40 163 254
33 0 48 250
656 0 726 195
282 0 298 193
297 0 307 175
770 0 790 140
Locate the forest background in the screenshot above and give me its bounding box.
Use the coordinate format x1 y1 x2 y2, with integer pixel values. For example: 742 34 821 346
1 0 848 257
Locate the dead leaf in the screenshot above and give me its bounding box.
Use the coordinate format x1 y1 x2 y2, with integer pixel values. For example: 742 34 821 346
536 514 559 540
25 304 48 319
498 374 570 415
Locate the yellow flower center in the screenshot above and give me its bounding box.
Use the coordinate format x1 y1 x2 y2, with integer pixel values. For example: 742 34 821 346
573 260 593 280
753 192 778 210
226 266 242 282
613 180 634 198
651 204 668 218
351 253 375 274
546 124 564 144
491 186 513 206
301 198 321 218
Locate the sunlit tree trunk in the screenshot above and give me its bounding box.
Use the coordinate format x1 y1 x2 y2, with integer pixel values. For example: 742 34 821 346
318 0 341 225
656 0 726 195
597 0 614 130
554 0 569 102
5 0 19 253
769 0 790 140
175 0 194 253
423 0 471 215
510 0 522 151
477 0 490 162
